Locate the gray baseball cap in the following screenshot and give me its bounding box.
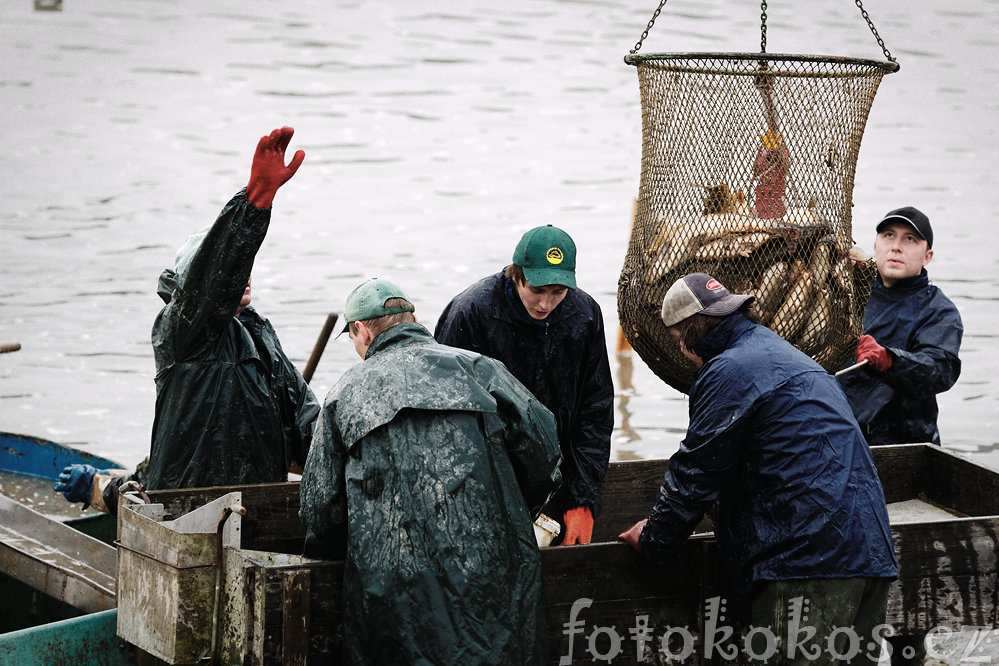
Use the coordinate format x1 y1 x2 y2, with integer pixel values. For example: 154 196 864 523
661 273 754 327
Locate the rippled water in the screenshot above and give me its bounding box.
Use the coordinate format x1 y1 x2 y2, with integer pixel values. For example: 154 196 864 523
1 0 997 473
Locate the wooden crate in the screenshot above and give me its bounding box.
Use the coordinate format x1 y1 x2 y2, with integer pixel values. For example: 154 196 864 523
139 444 999 665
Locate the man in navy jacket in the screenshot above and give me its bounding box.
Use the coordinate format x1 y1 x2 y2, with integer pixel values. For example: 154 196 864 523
620 273 897 661
435 225 613 545
838 206 963 445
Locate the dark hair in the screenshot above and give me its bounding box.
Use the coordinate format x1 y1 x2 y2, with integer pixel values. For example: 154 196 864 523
669 306 759 351
505 263 526 285
669 314 724 352
348 297 416 338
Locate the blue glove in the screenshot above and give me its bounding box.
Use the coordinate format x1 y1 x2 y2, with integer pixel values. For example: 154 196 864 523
53 464 98 503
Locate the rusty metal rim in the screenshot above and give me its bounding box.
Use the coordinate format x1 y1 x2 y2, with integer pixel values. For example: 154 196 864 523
114 539 218 571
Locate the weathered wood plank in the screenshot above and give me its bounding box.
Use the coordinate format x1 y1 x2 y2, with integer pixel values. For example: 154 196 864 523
871 444 929 503
150 482 304 553
282 569 310 665
925 446 999 516
593 460 667 541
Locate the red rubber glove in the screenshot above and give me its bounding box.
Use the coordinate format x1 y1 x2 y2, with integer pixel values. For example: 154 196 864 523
618 519 647 552
856 334 892 373
246 126 306 209
562 506 594 545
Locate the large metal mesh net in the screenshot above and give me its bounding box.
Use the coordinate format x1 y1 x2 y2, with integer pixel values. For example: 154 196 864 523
619 53 897 393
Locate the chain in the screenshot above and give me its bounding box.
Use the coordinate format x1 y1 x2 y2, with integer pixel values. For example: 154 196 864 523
760 0 768 53
631 0 894 63
630 0 670 55
854 0 895 62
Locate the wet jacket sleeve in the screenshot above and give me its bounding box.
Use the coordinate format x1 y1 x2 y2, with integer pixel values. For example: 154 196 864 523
488 363 563 518
288 369 319 469
563 310 613 513
162 190 269 358
299 405 348 560
270 333 320 470
880 303 962 396
839 291 962 429
638 364 747 563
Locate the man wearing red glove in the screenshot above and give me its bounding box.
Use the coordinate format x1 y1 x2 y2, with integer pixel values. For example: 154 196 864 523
435 225 613 545
837 206 963 446
146 127 319 491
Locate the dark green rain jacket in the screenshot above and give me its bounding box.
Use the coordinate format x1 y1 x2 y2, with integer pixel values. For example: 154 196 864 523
300 323 562 666
147 190 319 490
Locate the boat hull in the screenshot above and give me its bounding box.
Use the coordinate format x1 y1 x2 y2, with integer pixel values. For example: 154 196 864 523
128 443 999 665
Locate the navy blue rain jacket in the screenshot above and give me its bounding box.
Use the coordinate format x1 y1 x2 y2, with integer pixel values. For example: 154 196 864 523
147 190 320 490
639 314 897 599
838 270 962 446
434 270 613 515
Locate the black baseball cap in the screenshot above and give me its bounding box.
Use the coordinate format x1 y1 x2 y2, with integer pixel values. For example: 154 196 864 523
876 206 933 248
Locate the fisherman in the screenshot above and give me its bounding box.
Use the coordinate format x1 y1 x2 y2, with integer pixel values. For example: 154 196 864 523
434 224 613 545
838 206 963 446
56 127 320 506
299 277 561 665
619 273 898 661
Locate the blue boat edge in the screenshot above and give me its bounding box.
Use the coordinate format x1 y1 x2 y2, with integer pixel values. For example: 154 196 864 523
0 431 125 479
0 609 133 665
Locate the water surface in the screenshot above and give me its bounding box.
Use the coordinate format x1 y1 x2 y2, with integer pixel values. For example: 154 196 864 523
1 0 997 473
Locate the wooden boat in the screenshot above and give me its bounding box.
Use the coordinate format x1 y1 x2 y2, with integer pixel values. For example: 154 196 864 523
0 432 121 633
116 443 999 665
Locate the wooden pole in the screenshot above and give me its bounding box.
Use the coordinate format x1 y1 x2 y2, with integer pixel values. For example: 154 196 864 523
0 343 21 354
302 314 339 384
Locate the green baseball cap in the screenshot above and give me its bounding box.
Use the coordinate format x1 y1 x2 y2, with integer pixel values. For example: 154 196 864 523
339 277 414 333
512 225 577 289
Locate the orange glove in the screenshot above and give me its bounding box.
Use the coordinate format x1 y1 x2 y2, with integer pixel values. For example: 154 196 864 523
562 506 594 545
856 334 892 373
246 126 306 209
618 518 647 552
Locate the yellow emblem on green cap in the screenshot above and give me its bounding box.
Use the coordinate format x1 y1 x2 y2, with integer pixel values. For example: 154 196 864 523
546 247 564 265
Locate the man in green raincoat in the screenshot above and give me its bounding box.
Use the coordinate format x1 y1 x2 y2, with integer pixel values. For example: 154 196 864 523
147 126 319 490
55 127 319 504
299 277 562 665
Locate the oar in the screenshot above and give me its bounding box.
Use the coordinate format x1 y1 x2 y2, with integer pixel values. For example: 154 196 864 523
302 313 339 384
834 359 869 377
0 343 21 354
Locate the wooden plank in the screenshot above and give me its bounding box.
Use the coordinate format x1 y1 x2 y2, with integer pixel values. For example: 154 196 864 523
887 572 999 633
871 444 929 504
221 551 344 665
893 520 999 578
282 570 310 666
593 460 666 541
925 446 999 516
540 539 715 605
150 482 304 553
0 494 116 614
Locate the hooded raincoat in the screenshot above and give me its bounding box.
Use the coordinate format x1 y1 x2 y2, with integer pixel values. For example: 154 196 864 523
837 270 963 446
147 190 319 490
434 270 613 517
299 323 561 666
639 314 897 599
